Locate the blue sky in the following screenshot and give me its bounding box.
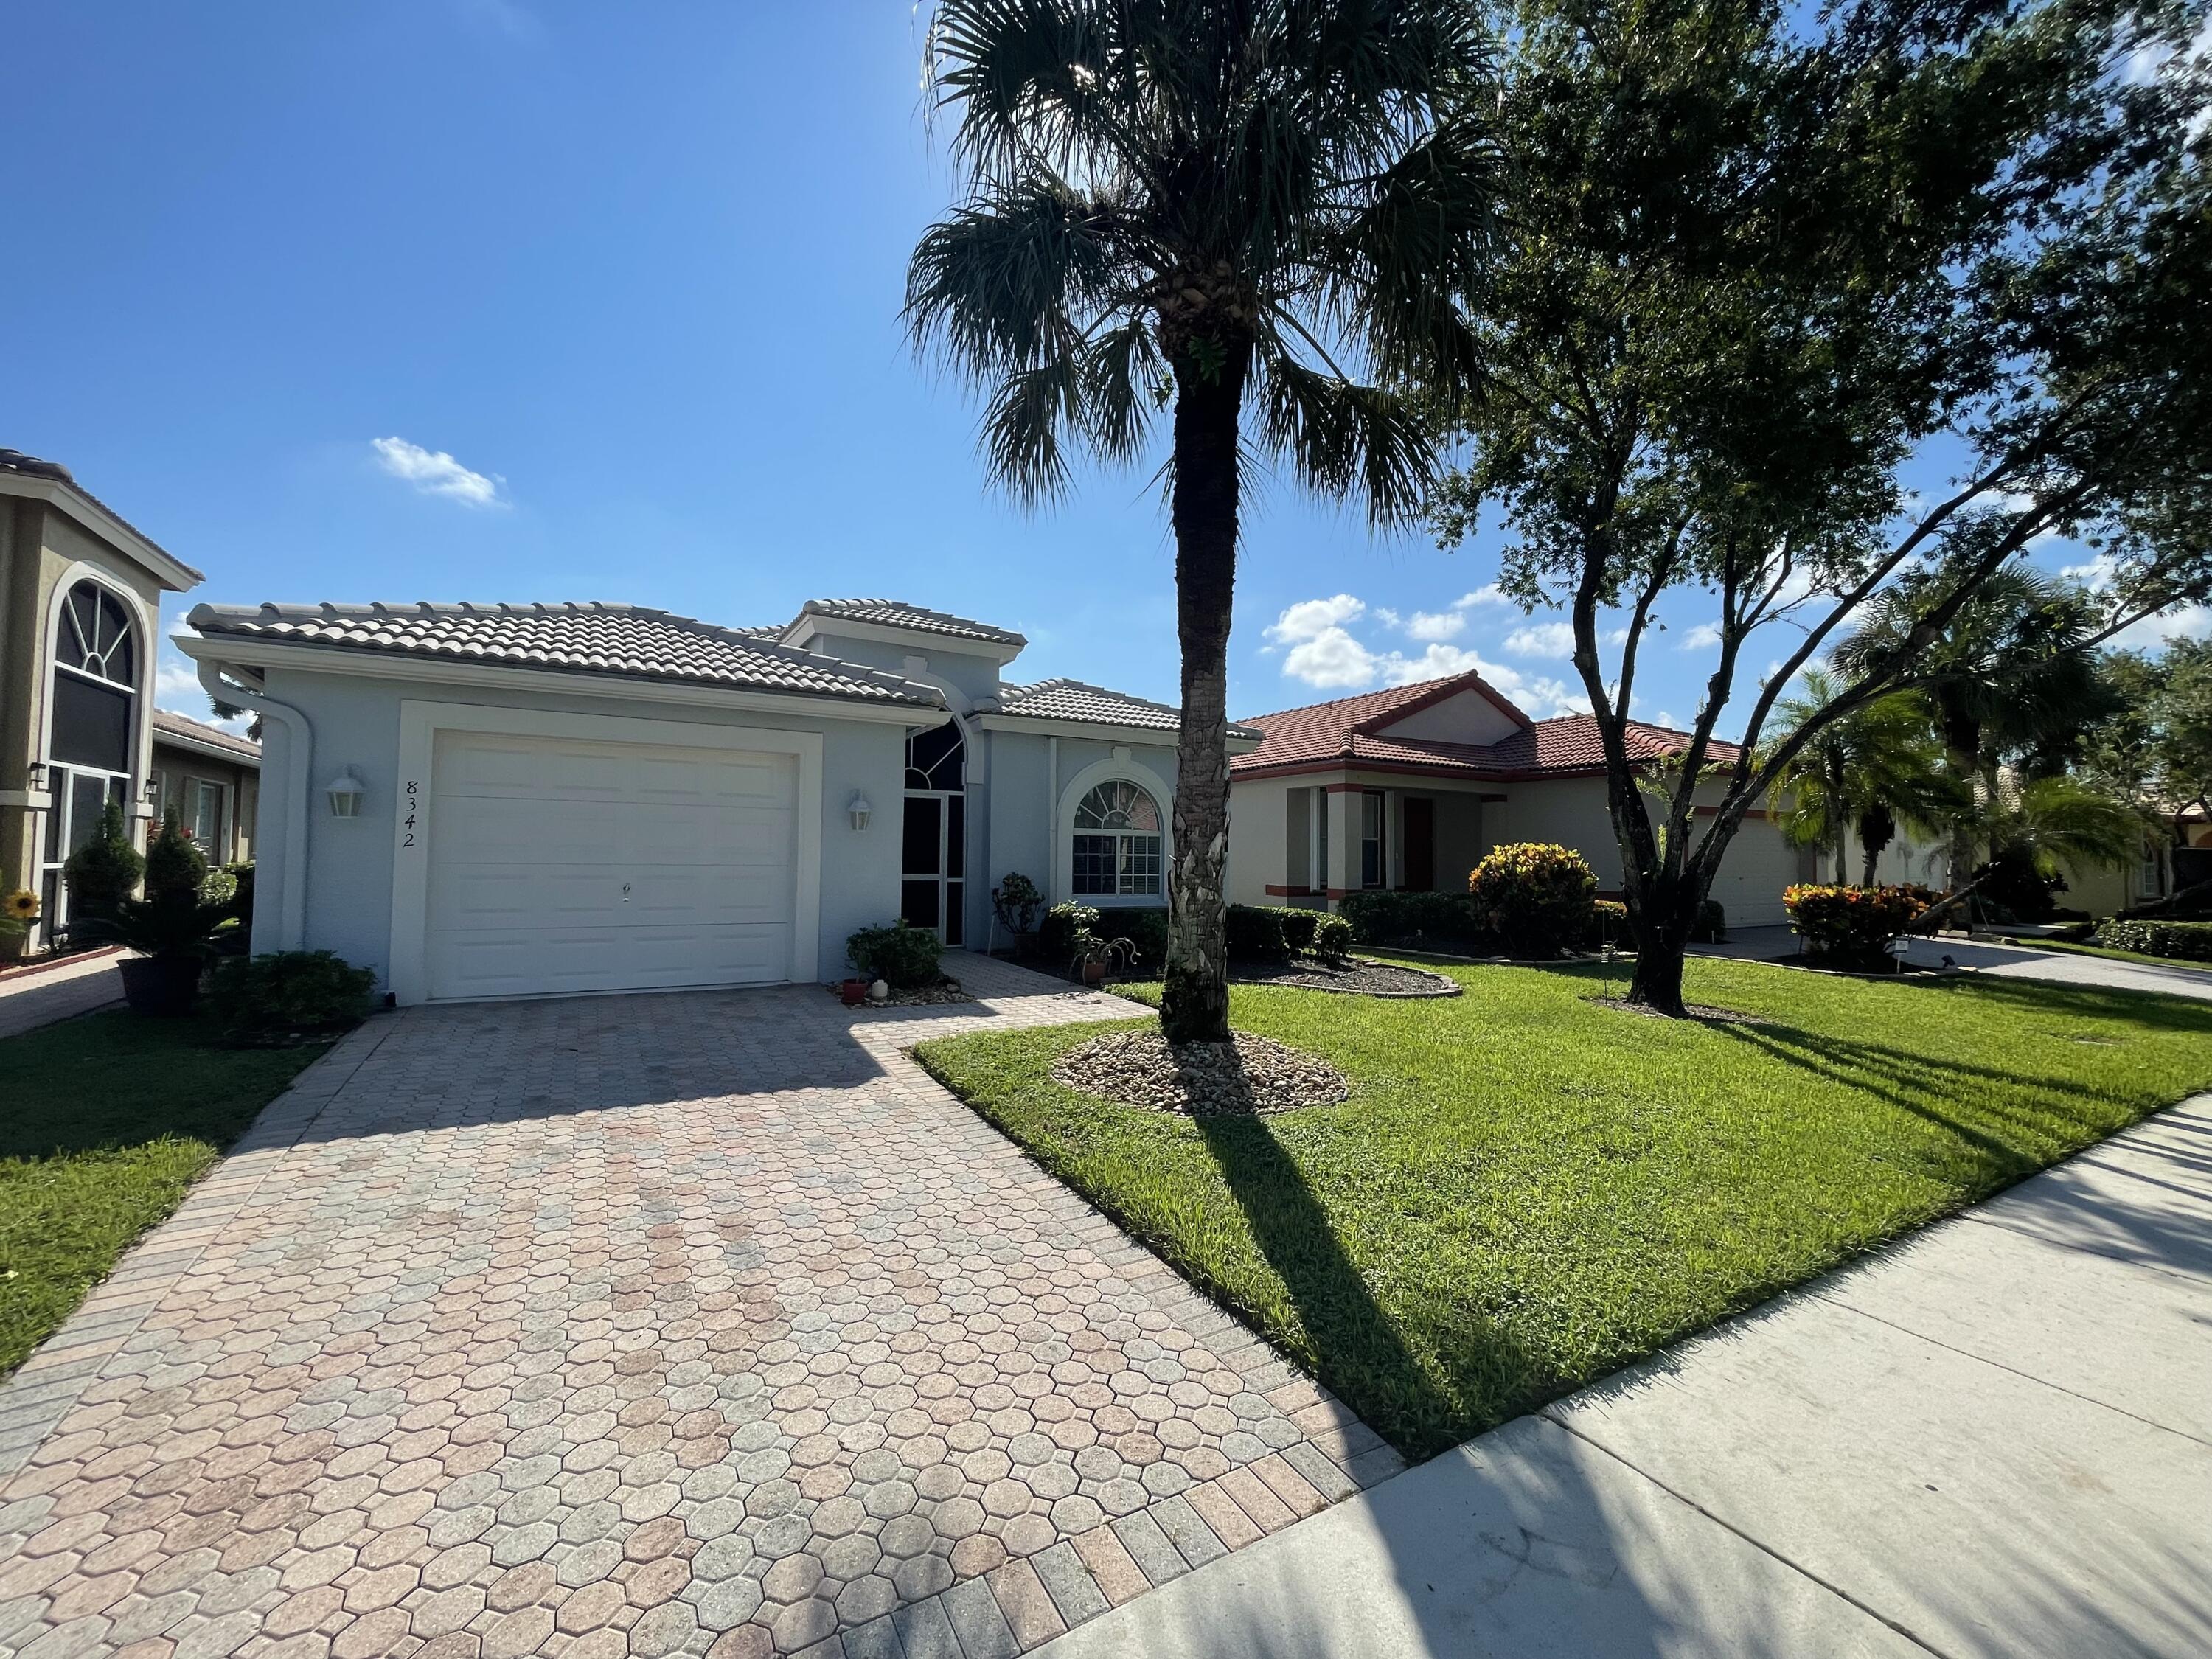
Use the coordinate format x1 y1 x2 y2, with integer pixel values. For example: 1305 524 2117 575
2 4 2185 740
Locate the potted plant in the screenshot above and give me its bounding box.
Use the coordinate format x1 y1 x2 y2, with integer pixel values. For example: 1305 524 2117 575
83 893 240 1015
1068 929 1138 987
991 873 1043 959
838 975 872 1006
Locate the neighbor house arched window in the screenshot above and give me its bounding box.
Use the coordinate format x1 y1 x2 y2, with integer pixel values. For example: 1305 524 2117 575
1072 780 1162 897
41 580 141 935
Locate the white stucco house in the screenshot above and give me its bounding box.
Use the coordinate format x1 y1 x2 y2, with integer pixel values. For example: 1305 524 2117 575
177 597 1257 1005
1226 671 1815 926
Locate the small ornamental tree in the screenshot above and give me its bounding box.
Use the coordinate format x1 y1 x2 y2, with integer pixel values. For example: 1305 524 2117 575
1468 844 1597 956
144 808 209 901
61 799 143 926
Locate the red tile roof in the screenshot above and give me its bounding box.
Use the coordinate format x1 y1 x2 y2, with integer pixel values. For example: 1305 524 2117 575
1232 672 1739 779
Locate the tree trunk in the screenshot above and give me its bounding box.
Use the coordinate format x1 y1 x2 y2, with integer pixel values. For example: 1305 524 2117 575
1833 832 1848 886
1158 344 1249 1046
1624 876 1700 1015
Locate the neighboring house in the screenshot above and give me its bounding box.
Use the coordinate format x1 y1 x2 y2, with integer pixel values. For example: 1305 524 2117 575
1226 672 1816 927
176 597 1259 1004
150 709 259 864
0 449 204 948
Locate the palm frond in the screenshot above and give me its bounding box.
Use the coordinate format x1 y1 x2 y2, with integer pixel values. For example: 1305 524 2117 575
1255 349 1437 526
905 184 1121 380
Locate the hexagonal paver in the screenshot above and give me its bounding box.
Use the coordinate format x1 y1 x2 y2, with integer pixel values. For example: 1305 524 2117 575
0 961 1396 1658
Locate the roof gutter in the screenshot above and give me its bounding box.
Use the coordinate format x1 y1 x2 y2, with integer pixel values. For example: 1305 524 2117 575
197 661 310 950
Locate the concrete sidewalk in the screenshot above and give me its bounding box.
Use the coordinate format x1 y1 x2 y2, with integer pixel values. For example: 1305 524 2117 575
1692 924 2212 1004
0 949 124 1038
1038 1095 2212 1659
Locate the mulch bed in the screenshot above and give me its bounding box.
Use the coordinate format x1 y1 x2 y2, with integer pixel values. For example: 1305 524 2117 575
1051 1029 1351 1116
1228 956 1461 998
1589 996 1766 1024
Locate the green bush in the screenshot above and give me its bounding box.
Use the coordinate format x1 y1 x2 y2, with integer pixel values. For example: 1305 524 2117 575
1468 843 1598 956
1338 889 1491 951
1039 902 1100 964
143 808 209 900
223 861 256 928
61 799 143 927
2093 917 2212 961
209 950 377 1040
1226 905 1293 961
1692 899 1727 943
990 872 1043 936
1312 913 1354 963
1277 907 1321 956
1103 908 1169 970
1784 883 1934 964
846 920 946 989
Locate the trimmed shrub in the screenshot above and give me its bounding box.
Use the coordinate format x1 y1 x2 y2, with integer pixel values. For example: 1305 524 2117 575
990 873 1043 937
1312 913 1354 963
2093 918 2212 961
1104 908 1169 970
1225 904 1293 961
144 808 209 900
1277 907 1321 957
1692 899 1727 944
1039 902 1100 964
209 950 376 1041
1468 843 1598 956
846 920 945 988
62 799 143 927
1338 889 1489 951
1784 883 1933 964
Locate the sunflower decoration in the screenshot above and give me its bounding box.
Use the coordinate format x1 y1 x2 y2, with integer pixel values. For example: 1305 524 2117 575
1 888 38 941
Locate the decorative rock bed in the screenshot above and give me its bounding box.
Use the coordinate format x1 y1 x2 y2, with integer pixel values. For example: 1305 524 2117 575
1228 956 1461 998
1052 1029 1352 1115
830 979 974 1008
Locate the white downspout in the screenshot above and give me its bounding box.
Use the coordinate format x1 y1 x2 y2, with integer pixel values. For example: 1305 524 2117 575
198 660 311 950
1046 737 1060 902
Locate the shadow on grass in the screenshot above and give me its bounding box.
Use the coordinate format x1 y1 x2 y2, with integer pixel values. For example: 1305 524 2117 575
1178 1043 1531 1458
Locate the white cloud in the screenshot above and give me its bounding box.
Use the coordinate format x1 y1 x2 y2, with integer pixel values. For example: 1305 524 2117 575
1403 610 1467 642
1455 585 1509 608
1680 622 1723 650
1265 594 1365 645
1503 621 1576 658
1283 628 1380 689
1373 607 1402 628
155 653 251 734
371 436 505 507
2107 605 2212 653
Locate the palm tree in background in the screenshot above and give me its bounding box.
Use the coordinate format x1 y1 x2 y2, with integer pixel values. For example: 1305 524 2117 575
1770 670 1957 884
906 0 1500 1043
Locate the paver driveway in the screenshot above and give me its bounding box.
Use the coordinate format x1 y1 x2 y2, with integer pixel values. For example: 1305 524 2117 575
0 955 1399 1659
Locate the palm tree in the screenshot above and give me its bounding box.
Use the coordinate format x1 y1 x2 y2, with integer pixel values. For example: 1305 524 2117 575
907 1 1499 1043
1918 774 2142 928
1770 670 1957 885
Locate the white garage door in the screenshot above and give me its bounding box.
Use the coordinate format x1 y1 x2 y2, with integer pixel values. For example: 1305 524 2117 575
1705 817 1809 928
425 730 799 1001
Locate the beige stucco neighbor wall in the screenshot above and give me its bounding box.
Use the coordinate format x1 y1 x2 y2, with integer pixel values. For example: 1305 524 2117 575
1226 774 1290 905
0 497 175 924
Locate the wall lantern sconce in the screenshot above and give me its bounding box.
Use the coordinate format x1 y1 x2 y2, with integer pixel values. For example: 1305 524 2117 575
142 778 160 805
848 793 873 832
326 770 367 819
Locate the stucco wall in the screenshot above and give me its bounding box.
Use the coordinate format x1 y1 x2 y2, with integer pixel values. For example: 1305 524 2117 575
801 627 1006 709
245 665 911 990
984 728 1181 918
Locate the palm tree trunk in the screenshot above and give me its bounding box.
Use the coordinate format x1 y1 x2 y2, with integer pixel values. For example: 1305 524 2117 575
1159 345 1250 1046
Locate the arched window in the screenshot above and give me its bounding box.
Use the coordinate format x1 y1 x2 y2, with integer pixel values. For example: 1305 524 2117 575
41 580 142 937
1072 780 1163 897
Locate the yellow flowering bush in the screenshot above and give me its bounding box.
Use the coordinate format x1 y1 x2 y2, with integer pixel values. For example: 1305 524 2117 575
1784 883 1935 963
1467 842 1598 956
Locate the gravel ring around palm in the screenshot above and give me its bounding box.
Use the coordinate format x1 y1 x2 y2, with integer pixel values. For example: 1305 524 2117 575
1051 1029 1352 1116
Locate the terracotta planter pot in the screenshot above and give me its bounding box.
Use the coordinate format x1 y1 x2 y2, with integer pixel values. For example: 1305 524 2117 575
838 978 871 1006
1080 961 1107 987
119 956 204 1018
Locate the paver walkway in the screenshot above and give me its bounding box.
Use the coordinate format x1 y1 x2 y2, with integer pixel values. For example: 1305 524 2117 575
1037 1093 2212 1658
0 955 1399 1659
0 950 125 1040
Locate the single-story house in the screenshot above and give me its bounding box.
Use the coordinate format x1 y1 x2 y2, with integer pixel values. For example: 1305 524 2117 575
150 709 259 865
1226 672 1816 926
1 449 205 949
176 597 1259 1004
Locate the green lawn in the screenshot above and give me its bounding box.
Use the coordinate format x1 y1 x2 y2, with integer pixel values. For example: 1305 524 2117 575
916 958 2212 1458
0 1011 330 1377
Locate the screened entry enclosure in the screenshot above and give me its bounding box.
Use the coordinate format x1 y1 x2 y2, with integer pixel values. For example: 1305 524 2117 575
900 722 964 943
40 581 141 936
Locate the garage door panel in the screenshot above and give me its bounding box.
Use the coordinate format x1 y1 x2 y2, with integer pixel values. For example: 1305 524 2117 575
425 731 801 1001
1708 823 1806 927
